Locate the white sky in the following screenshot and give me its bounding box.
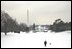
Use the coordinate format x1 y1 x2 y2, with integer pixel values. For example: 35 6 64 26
1 1 71 25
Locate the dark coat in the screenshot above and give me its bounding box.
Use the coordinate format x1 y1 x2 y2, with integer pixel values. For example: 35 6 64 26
44 41 47 47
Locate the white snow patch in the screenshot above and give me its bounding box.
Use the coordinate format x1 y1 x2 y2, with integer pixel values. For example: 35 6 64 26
1 30 71 48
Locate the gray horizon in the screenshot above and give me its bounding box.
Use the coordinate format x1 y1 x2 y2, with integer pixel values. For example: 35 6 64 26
1 1 71 25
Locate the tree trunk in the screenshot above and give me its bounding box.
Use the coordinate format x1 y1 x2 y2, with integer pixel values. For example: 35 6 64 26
5 32 7 35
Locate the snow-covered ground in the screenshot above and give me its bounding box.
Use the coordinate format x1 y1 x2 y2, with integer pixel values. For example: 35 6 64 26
1 30 71 48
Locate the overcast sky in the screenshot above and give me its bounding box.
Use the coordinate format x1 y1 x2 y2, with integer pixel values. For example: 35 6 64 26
1 1 71 25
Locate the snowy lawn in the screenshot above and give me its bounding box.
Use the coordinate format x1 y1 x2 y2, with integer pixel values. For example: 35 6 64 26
1 30 71 48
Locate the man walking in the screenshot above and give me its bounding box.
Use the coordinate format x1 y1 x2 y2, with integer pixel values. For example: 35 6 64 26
44 40 47 47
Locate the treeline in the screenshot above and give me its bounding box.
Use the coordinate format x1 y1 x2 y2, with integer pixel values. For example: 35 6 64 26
1 10 29 35
1 10 71 35
49 19 71 32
